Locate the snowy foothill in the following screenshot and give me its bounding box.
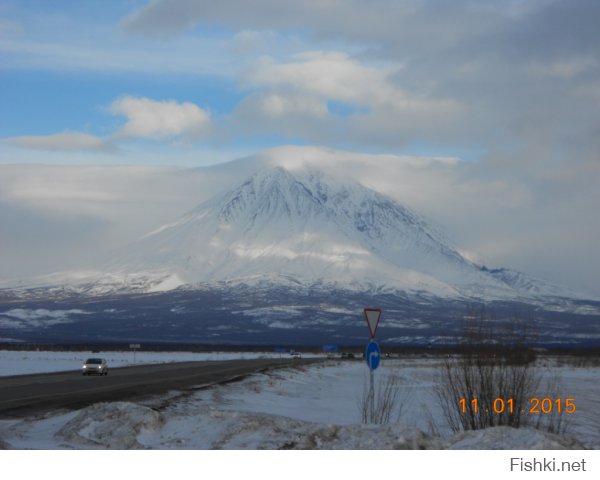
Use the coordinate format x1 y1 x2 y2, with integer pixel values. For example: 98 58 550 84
0 351 598 450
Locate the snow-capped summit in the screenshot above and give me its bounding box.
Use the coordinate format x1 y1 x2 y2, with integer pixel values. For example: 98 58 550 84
102 165 549 299
3 162 597 348
6 163 582 303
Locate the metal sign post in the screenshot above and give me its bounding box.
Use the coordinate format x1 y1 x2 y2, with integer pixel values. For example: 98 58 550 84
370 364 375 421
363 308 382 423
365 339 381 421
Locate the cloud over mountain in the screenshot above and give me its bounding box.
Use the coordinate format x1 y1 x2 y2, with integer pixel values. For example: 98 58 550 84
110 96 213 141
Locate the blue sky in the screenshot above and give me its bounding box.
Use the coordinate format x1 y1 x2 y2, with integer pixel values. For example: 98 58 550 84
3 0 599 167
0 0 516 165
1 1 600 294
0 0 597 165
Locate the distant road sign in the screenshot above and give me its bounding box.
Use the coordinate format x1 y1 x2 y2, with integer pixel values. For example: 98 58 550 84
365 340 381 370
129 344 141 349
364 308 382 338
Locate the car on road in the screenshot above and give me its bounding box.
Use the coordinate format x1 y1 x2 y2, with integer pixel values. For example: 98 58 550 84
290 351 302 359
82 358 108 376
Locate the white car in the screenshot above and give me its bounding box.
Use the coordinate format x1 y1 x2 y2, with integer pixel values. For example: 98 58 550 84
82 358 108 376
290 351 302 359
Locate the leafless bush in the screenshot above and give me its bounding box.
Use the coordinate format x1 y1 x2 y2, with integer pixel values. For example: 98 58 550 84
358 371 409 424
528 371 571 435
436 308 541 433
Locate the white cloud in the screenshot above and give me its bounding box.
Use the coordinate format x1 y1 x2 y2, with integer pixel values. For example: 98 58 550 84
6 131 116 153
244 52 388 105
233 92 330 140
242 92 328 119
110 96 213 141
234 51 464 146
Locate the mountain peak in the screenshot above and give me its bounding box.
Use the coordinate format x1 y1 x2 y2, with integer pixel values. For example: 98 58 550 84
4 163 584 304
211 165 435 238
91 164 582 302
113 166 482 293
217 166 325 223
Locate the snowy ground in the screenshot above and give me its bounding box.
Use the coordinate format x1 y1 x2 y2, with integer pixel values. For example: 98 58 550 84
0 352 598 449
0 349 297 377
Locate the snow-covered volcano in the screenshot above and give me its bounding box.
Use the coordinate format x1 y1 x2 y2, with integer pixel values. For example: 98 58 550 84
102 166 552 300
4 164 599 346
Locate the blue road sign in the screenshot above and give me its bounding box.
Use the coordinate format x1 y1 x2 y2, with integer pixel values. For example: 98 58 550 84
365 340 381 370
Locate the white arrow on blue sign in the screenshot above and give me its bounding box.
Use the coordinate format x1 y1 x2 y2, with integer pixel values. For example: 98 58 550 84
365 340 381 370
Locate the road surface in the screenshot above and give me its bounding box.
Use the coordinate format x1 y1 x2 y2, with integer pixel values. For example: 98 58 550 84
0 358 312 416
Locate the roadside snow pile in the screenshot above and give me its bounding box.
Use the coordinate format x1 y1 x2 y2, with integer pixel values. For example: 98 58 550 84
290 423 440 450
13 401 583 450
56 402 163 449
168 408 441 449
445 426 585 450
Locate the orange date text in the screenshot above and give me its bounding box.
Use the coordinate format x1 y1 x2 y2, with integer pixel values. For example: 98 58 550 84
458 397 576 414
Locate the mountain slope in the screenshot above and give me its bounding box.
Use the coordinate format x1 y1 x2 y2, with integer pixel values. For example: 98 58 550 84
2 165 585 303
98 166 544 300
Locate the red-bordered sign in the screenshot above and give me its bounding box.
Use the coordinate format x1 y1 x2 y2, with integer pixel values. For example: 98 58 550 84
364 308 382 338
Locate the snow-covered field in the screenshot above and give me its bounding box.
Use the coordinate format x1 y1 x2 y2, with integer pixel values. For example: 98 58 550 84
0 349 294 377
0 351 598 450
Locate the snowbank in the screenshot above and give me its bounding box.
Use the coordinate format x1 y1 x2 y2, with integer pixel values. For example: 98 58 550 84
446 426 584 450
57 402 163 449
0 401 584 450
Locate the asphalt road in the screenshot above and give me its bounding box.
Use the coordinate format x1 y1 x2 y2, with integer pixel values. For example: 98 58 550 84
0 358 314 416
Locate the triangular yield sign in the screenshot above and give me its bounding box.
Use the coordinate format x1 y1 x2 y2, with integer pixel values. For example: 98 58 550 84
364 308 382 338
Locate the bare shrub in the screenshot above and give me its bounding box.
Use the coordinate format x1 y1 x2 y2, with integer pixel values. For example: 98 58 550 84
436 308 540 433
358 371 409 424
528 371 571 435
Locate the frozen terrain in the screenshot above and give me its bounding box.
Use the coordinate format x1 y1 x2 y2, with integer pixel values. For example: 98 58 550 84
0 349 292 377
0 351 597 450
